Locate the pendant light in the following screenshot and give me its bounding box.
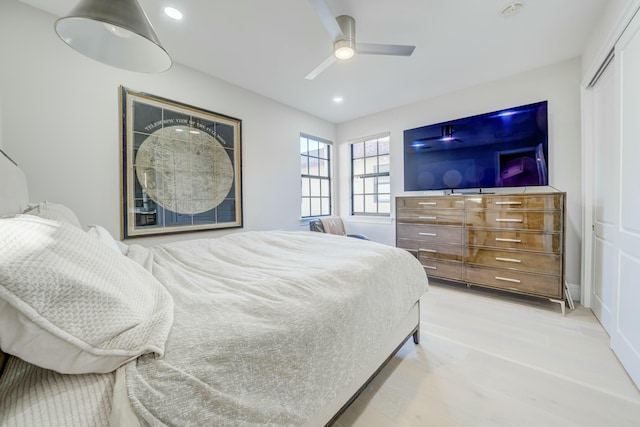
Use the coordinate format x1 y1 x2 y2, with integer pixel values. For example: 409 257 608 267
54 0 172 73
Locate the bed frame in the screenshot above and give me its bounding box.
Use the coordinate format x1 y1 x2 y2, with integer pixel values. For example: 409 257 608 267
0 150 422 426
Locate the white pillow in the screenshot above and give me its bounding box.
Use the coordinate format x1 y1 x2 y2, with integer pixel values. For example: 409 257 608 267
23 201 83 229
86 224 121 254
0 215 174 374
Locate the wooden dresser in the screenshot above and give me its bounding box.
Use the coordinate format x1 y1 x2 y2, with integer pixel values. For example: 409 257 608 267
396 192 565 310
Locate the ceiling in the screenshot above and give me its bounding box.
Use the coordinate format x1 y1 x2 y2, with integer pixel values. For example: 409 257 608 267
20 0 607 124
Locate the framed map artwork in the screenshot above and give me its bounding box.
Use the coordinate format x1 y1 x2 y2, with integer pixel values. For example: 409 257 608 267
120 87 242 239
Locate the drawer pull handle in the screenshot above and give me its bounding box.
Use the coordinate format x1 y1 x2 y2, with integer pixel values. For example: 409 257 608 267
419 216 437 220
496 218 522 223
420 249 437 253
495 257 522 263
419 202 437 205
419 232 437 236
495 276 521 284
496 201 522 205
495 238 522 243
423 265 437 270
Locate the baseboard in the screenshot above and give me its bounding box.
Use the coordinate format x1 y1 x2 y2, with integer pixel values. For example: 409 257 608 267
567 282 580 302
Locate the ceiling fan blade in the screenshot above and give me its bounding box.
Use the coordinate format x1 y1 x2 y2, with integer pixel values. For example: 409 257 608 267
356 43 415 56
305 54 338 80
307 0 343 40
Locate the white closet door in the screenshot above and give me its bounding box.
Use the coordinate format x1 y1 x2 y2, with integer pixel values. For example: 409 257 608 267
611 10 640 389
591 62 617 335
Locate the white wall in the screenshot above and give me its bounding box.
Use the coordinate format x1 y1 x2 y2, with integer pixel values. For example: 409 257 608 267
336 58 584 297
0 0 335 244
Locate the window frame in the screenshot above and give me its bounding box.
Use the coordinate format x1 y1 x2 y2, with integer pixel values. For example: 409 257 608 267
300 133 332 218
350 132 391 217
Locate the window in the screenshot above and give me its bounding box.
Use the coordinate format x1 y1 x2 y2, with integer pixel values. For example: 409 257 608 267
351 133 390 215
300 134 332 217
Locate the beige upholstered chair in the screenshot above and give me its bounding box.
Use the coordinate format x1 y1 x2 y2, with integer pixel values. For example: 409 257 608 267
309 216 369 240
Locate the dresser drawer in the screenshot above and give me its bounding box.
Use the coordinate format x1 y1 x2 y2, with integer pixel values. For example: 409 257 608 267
397 224 464 244
398 209 464 225
399 238 463 254
464 265 562 298
466 229 561 253
465 247 561 275
465 210 561 231
419 259 463 281
397 196 464 210
465 194 562 210
416 244 464 262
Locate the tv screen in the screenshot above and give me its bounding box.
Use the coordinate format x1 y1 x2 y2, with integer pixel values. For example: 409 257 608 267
403 101 548 192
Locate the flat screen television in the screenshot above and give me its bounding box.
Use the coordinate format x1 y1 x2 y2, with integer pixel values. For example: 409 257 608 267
403 101 548 192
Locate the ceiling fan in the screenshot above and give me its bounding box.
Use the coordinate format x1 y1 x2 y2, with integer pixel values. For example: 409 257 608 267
305 0 416 80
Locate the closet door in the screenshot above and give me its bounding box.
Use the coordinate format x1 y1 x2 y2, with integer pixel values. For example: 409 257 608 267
591 62 617 335
611 10 640 389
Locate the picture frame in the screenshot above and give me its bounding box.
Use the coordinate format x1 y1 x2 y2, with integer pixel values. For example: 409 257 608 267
120 87 242 239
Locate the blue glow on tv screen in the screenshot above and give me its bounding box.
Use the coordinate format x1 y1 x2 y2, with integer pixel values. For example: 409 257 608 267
403 101 548 191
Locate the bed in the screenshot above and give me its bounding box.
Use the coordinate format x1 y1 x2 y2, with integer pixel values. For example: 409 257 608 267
0 150 428 426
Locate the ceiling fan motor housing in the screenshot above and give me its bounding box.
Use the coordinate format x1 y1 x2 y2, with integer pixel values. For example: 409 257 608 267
334 15 356 58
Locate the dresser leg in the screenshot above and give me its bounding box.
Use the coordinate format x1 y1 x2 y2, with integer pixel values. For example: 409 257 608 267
549 298 566 316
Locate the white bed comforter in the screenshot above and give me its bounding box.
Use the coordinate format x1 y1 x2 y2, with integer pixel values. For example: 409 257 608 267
122 230 427 426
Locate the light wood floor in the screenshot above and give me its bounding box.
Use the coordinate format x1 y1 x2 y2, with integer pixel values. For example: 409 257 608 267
334 281 640 427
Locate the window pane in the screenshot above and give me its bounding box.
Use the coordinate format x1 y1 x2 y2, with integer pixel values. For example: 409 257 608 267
378 137 390 155
353 195 364 213
310 198 321 216
365 140 377 157
365 156 378 174
352 142 365 159
318 158 329 177
317 143 330 160
307 157 319 175
353 176 364 194
301 177 310 197
308 139 319 156
364 195 376 213
310 178 320 196
300 137 308 154
320 179 329 197
321 198 330 215
301 198 310 217
379 200 390 214
377 178 390 194
353 158 365 175
364 177 375 193
378 155 390 173
300 155 309 175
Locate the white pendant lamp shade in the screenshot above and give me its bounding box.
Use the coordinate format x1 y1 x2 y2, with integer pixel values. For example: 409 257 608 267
54 0 172 73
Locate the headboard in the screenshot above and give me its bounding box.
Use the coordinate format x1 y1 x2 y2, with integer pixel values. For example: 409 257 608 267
0 149 29 216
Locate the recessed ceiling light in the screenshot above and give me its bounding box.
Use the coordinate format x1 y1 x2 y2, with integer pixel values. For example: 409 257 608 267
499 1 524 17
164 7 183 20
333 97 344 103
